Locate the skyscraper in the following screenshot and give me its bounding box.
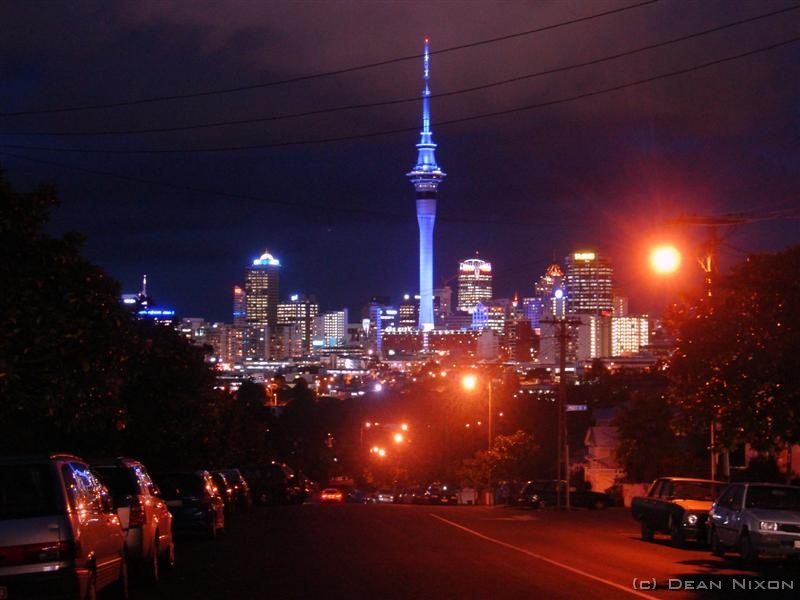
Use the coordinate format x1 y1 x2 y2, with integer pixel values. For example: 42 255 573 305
277 294 319 353
244 251 280 359
232 285 246 327
564 251 613 315
407 38 445 332
457 257 492 313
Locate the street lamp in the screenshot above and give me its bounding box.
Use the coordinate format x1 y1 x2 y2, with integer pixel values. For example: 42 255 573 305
650 245 681 274
650 242 720 480
462 374 494 504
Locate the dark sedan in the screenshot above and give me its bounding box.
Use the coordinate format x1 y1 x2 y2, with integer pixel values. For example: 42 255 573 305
154 471 225 539
517 480 612 509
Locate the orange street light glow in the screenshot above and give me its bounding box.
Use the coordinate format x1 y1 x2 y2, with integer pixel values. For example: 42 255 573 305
650 245 681 274
394 433 404 443
462 374 478 391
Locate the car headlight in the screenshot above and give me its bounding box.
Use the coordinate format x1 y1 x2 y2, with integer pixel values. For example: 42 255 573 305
759 521 779 531
685 514 698 526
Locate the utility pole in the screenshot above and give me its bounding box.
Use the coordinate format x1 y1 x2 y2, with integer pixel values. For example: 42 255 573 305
542 316 581 510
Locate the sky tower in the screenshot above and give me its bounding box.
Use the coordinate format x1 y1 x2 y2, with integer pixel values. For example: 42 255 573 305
407 38 445 332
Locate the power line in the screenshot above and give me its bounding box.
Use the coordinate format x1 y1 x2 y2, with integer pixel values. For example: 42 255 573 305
3 35 797 155
0 150 568 229
0 1 660 117
4 6 795 138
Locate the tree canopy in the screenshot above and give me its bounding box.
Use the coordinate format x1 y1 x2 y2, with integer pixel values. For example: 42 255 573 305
668 246 800 455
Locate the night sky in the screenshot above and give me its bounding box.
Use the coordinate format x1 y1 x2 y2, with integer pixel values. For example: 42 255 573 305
2 0 798 321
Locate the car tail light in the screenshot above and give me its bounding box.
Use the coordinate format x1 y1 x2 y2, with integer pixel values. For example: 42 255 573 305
0 541 75 566
129 497 146 528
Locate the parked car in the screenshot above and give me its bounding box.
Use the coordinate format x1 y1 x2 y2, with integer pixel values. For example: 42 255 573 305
153 471 225 539
372 489 395 504
423 482 458 505
240 462 308 505
211 471 236 515
0 454 128 599
709 482 800 562
631 477 725 546
320 488 344 503
517 480 613 510
395 486 422 504
218 468 252 511
92 457 175 583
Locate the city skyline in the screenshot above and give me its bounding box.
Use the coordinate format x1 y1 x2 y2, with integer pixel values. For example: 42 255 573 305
1 1 797 321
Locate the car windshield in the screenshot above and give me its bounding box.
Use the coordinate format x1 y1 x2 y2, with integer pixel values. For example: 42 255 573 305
670 482 720 501
92 466 139 503
745 486 800 510
0 464 59 520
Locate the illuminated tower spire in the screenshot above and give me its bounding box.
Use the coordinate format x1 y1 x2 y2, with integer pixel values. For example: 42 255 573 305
407 37 445 332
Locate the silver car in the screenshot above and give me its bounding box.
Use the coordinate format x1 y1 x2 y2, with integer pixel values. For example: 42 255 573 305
0 454 128 599
709 482 800 562
92 458 175 584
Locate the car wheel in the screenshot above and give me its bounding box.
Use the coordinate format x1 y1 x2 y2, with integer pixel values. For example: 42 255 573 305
669 517 685 548
710 527 726 557
84 571 97 600
640 520 655 542
108 548 129 599
739 530 757 565
148 538 160 585
160 539 176 571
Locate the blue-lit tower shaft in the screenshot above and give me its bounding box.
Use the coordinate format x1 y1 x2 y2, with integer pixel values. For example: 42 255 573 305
407 38 445 332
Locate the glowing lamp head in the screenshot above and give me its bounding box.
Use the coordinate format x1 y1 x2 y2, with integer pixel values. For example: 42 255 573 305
650 246 681 274
394 433 404 443
462 374 478 391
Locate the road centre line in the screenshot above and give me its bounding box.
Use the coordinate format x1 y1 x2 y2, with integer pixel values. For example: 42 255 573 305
429 514 656 600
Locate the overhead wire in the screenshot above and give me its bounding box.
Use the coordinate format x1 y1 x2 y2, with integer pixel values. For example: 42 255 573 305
0 0 660 117
3 5 795 138
0 150 569 228
3 35 798 155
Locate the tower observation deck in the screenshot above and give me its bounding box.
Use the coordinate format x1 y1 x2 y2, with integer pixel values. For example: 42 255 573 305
407 38 445 332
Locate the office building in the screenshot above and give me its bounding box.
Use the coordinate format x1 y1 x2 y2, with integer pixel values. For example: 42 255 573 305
244 251 281 359
277 294 319 353
457 257 492 313
564 252 613 315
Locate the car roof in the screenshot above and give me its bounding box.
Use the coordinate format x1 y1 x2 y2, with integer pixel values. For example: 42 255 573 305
740 482 800 489
0 453 85 465
656 477 724 484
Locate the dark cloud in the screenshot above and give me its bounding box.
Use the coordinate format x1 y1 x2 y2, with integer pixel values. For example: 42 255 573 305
1 0 798 320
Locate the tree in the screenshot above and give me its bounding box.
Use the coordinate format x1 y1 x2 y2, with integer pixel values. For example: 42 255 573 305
615 389 706 482
668 246 800 462
0 174 131 452
0 172 229 466
459 430 539 489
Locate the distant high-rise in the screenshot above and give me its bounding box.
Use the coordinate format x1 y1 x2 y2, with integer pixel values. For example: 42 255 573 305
232 285 246 326
277 294 319 353
564 251 613 315
313 309 349 348
433 285 452 324
244 251 281 359
457 257 492 313
524 262 565 327
407 38 445 331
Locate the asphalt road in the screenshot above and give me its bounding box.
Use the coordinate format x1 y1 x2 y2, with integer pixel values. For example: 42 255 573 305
129 503 800 600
